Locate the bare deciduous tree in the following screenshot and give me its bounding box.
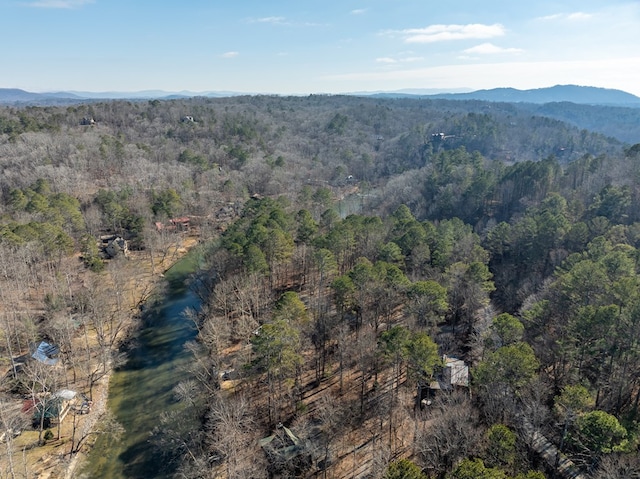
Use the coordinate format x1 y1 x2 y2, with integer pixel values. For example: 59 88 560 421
206 393 267 479
415 391 481 477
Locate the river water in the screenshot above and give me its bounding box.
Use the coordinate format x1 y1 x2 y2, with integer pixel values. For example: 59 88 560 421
79 252 202 478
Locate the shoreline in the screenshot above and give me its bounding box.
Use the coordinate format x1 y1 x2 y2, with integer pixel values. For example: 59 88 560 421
63 368 111 479
62 237 200 479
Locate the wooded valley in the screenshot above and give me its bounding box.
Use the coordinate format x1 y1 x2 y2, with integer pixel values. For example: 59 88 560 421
1 95 640 478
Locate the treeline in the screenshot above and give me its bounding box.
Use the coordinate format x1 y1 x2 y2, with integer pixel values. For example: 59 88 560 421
526 101 640 144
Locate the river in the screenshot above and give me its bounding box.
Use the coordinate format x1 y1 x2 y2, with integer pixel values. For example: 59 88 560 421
79 251 203 478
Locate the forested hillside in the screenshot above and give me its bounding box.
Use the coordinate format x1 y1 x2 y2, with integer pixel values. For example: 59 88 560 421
521 102 640 144
1 96 639 478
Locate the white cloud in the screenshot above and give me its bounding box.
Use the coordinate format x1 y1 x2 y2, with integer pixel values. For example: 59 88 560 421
376 55 424 64
221 51 239 59
247 16 325 28
537 13 562 21
387 23 506 43
24 0 93 8
538 12 593 22
567 12 593 21
351 9 367 15
463 43 523 55
251 16 288 25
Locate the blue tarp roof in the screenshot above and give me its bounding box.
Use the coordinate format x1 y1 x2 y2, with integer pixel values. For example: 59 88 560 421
31 342 59 365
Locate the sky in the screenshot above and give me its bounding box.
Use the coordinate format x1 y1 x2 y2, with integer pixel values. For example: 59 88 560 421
1 0 639 96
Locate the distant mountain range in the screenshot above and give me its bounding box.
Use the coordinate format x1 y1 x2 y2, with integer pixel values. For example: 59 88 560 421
0 88 240 104
367 85 640 106
1 85 640 107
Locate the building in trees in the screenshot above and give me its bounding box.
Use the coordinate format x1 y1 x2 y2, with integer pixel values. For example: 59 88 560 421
425 356 469 402
31 341 60 366
259 423 312 476
30 389 78 429
103 236 129 259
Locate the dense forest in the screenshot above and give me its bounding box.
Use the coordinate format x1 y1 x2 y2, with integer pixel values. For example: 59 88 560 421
1 95 640 478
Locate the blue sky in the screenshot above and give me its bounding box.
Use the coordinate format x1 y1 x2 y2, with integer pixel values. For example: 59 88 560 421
2 0 639 96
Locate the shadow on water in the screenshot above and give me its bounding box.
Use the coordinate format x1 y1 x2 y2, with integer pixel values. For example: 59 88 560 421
80 249 204 479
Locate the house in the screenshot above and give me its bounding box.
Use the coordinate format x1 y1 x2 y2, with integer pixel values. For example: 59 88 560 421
429 355 469 391
421 355 469 406
155 217 191 232
260 424 311 475
441 355 469 388
101 235 129 258
31 390 78 429
31 342 59 366
170 216 190 231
